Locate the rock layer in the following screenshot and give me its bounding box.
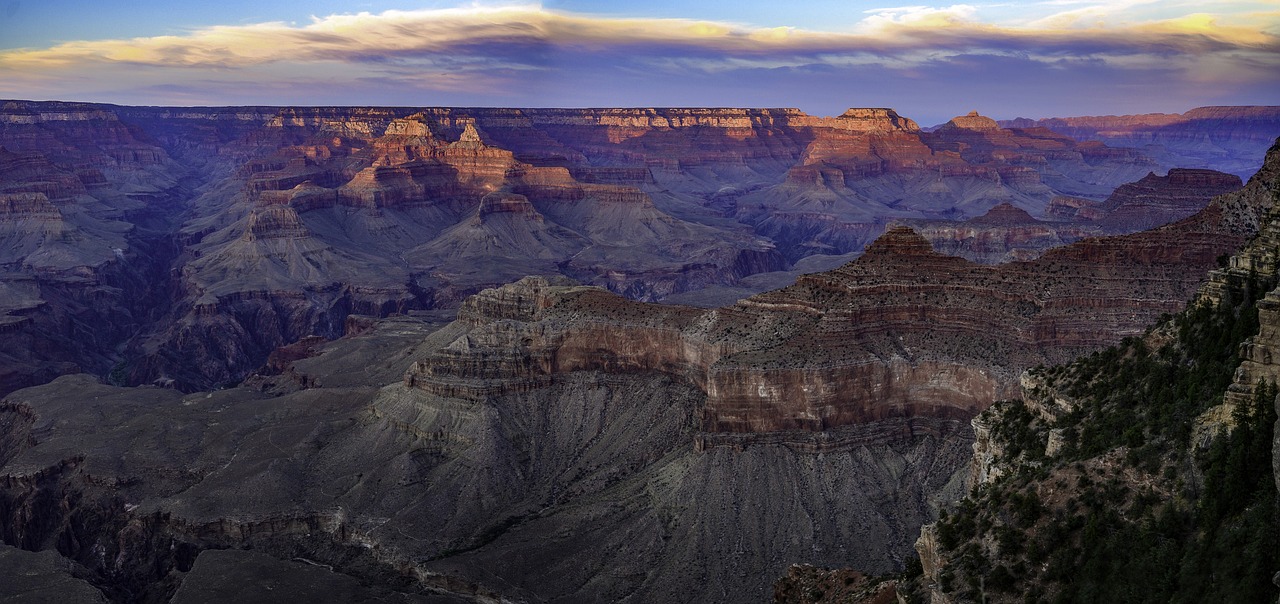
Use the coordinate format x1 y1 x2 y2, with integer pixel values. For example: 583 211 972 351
1000 105 1280 180
901 168 1242 263
0 138 1277 604
408 155 1269 435
0 100 1247 393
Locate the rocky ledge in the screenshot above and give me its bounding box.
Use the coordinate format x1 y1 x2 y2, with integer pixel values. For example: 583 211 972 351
406 152 1271 436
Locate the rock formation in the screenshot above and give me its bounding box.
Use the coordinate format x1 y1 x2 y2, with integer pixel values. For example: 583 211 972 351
736 109 1157 261
1 101 1192 393
835 138 1280 604
1094 168 1242 232
0 108 186 396
1000 105 1280 180
901 168 1242 263
1 136 1277 603
898 203 1093 263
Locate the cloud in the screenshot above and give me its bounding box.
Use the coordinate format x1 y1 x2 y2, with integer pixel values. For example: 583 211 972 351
3 4 1275 65
0 3 1275 119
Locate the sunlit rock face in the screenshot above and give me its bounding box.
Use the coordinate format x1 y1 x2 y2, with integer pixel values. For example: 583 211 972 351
1 100 1276 604
408 152 1271 436
0 101 1249 393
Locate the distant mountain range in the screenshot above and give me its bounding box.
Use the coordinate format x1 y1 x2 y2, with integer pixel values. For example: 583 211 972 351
1000 106 1280 181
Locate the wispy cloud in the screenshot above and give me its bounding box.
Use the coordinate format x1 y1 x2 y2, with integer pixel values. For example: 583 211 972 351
0 4 1274 120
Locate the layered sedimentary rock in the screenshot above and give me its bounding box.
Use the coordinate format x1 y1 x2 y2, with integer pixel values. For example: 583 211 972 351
0 323 972 603
1000 105 1280 180
901 139 1280 604
1191 141 1280 430
736 110 1156 260
899 203 1094 263
0 108 187 396
2 143 1277 604
902 168 1242 263
407 160 1269 438
1094 168 1242 232
0 101 1236 393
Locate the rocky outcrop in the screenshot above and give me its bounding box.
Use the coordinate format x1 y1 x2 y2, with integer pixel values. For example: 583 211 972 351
937 111 1001 132
900 203 1094 263
1095 168 1242 232
0 321 973 603
896 138 1280 604
0 100 1224 393
913 524 951 604
902 166 1239 263
405 184 1257 437
1045 195 1106 221
1000 106 1280 180
0 545 108 603
773 565 900 604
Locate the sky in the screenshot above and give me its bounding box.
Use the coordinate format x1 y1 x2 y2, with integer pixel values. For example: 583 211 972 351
0 1 1277 124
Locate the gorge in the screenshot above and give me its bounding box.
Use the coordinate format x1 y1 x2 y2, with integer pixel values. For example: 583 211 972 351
1 101 1279 603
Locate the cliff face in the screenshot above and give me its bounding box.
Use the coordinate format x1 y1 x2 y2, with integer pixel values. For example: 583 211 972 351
407 152 1269 437
901 168 1243 264
899 203 1095 264
0 108 188 395
0 318 974 603
899 139 1280 604
1094 168 1242 232
1 101 1187 392
3 152 1270 601
738 110 1158 261
1000 105 1280 181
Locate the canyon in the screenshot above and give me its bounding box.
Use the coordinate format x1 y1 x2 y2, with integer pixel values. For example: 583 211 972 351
901 168 1242 264
2 101 1275 394
1 100 1279 602
1000 105 1280 182
893 137 1280 604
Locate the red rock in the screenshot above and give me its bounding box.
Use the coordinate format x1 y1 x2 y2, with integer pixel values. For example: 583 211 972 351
1095 168 1242 232
406 141 1280 436
999 106 1280 179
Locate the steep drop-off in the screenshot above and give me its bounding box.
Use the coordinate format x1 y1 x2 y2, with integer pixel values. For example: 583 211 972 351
780 138 1280 604
901 168 1242 263
4 144 1279 603
2 101 1198 393
1000 105 1280 181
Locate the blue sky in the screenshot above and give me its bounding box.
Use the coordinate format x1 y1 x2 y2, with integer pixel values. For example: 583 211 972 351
1 1 1277 124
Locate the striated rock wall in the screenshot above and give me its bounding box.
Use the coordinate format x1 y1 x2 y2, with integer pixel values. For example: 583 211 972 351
0 322 973 604
0 100 1246 393
899 137 1280 604
999 106 1280 180
1095 168 1242 232
900 203 1096 264
406 171 1260 436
